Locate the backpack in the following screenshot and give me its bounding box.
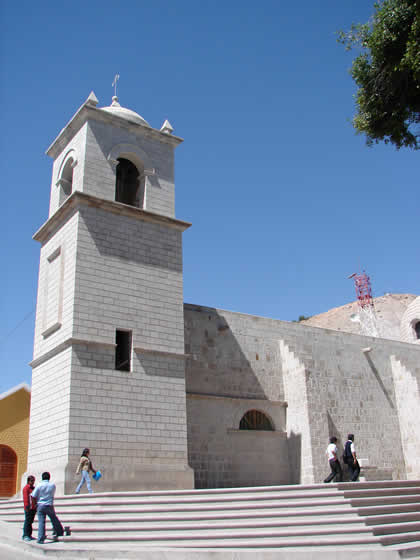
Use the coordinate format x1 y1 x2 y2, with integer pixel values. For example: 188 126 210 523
342 440 352 464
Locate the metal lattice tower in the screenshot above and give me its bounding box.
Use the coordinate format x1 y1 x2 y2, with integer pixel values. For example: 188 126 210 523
348 271 381 338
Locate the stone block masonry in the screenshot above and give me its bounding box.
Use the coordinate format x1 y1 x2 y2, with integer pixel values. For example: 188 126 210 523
28 195 193 493
28 89 192 492
184 304 420 487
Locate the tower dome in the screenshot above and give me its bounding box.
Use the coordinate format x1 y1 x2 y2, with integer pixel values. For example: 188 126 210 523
100 96 150 127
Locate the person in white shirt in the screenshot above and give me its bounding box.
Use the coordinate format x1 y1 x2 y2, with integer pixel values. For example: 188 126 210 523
323 436 343 483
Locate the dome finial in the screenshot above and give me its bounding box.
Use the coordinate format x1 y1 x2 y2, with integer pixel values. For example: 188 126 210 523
111 95 120 107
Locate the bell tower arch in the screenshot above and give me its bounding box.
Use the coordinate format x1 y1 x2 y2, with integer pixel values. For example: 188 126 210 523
27 92 194 493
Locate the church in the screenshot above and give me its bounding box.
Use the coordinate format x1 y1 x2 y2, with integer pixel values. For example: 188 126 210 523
25 92 420 494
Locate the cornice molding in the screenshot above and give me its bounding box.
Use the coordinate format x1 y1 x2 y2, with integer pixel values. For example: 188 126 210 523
30 337 117 368
134 346 189 360
33 191 191 244
186 392 288 406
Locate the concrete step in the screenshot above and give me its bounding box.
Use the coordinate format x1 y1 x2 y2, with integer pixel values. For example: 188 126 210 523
27 489 352 507
26 517 369 533
16 513 420 538
365 512 420 525
343 487 420 498
0 490 349 513
1 484 417 514
2 478 418 509
38 512 364 525
350 494 420 507
371 521 420 536
380 531 420 546
0 504 358 525
337 480 420 490
46 523 375 539
357 502 420 516
0 498 356 517
56 533 385 547
0 480 418 554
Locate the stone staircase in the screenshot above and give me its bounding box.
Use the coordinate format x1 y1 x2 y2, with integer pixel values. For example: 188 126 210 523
0 480 419 558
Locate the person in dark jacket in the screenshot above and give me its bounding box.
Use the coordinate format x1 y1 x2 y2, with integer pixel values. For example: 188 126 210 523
22 475 36 541
344 434 360 482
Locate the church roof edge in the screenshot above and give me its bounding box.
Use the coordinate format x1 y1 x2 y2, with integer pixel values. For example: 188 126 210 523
46 99 183 159
0 382 31 401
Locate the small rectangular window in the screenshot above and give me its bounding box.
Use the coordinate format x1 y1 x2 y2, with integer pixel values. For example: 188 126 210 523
115 330 131 371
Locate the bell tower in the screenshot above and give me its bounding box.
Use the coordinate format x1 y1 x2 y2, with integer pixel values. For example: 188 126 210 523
27 91 194 493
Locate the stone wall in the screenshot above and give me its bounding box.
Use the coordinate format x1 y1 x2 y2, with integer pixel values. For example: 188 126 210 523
32 210 78 359
391 354 420 479
48 115 177 220
27 347 72 494
294 331 413 482
184 304 289 488
83 120 176 218
184 304 420 487
29 197 193 493
49 126 87 217
64 203 191 492
186 394 288 488
73 204 185 353
65 343 192 493
280 341 313 484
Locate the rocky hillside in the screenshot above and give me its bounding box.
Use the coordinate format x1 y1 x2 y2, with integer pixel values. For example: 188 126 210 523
301 293 417 341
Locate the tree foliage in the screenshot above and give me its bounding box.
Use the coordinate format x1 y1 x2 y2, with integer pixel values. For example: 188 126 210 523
338 0 420 149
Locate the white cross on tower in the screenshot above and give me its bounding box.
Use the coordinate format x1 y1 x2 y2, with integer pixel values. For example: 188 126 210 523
112 74 120 97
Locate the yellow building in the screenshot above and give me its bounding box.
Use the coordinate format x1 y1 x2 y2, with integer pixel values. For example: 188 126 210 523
0 383 30 497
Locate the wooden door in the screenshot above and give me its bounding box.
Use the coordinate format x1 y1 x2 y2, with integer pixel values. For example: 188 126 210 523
0 445 17 497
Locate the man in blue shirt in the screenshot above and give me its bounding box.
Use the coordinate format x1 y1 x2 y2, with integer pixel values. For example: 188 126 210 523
31 472 64 543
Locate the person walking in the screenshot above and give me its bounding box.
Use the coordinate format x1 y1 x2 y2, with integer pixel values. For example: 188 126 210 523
22 475 36 542
75 448 96 494
324 436 343 483
344 434 360 482
31 472 64 544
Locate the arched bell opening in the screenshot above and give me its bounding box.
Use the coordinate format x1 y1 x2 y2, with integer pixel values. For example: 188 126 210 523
115 158 145 208
58 157 74 205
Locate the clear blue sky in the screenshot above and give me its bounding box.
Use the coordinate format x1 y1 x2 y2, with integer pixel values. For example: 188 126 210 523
0 1 418 393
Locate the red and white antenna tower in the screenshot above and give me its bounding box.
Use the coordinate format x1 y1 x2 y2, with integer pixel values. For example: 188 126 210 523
348 271 381 337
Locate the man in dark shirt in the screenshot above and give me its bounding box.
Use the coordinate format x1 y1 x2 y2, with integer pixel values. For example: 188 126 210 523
22 475 36 542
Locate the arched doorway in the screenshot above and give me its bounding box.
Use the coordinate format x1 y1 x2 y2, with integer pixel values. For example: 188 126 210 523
0 445 17 497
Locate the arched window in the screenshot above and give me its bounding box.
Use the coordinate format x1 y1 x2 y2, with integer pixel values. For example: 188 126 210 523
239 410 274 431
415 321 420 340
0 445 17 497
58 158 74 205
115 158 143 208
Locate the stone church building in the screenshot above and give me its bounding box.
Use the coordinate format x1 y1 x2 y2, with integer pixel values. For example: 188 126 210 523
26 93 420 494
